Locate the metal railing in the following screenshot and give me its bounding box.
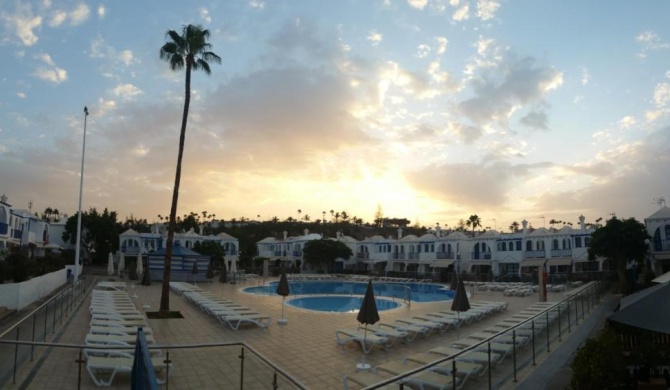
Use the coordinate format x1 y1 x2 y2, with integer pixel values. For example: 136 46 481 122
0 340 307 389
0 277 91 387
360 280 607 389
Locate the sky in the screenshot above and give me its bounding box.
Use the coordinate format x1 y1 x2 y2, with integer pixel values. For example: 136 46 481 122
1 0 669 232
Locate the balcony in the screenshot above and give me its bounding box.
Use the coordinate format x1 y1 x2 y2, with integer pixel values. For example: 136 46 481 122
273 250 283 257
291 250 302 257
392 253 406 260
653 239 670 252
524 250 546 259
12 229 23 239
471 252 492 260
408 253 420 260
357 252 369 259
436 251 454 259
0 222 7 235
224 250 238 256
550 249 572 258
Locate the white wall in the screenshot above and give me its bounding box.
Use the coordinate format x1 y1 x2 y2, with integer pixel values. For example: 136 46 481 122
0 269 67 310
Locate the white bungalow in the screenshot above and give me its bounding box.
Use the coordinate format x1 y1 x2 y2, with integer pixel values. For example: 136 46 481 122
646 205 670 274
256 230 322 271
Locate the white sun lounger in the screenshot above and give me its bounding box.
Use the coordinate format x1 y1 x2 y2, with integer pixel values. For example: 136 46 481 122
376 360 463 390
361 325 408 346
86 354 171 386
379 322 430 341
425 346 504 367
335 329 389 353
218 313 271 330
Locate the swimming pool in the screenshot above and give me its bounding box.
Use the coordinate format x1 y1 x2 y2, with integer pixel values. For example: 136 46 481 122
243 280 454 302
287 296 401 313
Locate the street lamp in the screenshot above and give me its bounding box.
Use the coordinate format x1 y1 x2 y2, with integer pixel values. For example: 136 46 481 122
74 106 89 282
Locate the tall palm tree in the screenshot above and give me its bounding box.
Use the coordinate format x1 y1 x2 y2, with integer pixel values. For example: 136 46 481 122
466 214 481 236
158 24 221 315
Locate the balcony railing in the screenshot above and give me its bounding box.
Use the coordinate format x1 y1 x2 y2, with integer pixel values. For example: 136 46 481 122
392 253 406 260
357 252 369 259
436 251 454 259
0 223 7 235
11 229 22 239
471 252 492 260
524 250 546 259
550 249 572 257
291 250 302 257
653 239 670 252
408 253 420 260
273 250 283 256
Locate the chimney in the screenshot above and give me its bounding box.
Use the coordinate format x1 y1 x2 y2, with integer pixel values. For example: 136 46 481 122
579 215 585 231
435 224 442 238
397 227 403 239
304 228 309 236
522 219 528 234
283 231 288 240
199 225 204 235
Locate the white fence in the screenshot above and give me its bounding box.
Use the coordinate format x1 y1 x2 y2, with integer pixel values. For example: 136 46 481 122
0 268 67 310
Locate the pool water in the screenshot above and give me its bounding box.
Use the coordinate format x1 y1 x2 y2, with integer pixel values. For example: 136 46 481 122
244 280 454 302
287 296 401 312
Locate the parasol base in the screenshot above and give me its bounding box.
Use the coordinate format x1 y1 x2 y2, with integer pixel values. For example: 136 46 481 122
142 304 151 309
356 363 371 371
277 318 288 325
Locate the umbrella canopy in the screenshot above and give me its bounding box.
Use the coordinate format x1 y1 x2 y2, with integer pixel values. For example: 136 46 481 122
608 282 670 334
451 279 471 313
140 263 151 286
276 268 290 297
357 280 380 326
107 252 114 276
118 253 125 275
449 272 458 290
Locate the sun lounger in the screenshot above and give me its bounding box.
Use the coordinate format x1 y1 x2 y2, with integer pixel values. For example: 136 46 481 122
92 313 147 322
426 346 504 366
379 322 429 341
450 338 514 360
218 313 271 330
375 360 463 390
86 354 171 386
395 318 444 334
85 333 155 346
343 371 399 390
412 315 460 330
90 318 149 328
404 353 485 379
336 329 389 353
360 326 408 346
89 325 152 336
94 281 128 291
465 331 529 347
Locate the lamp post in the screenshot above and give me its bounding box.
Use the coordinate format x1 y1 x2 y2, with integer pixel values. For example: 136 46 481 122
73 106 89 282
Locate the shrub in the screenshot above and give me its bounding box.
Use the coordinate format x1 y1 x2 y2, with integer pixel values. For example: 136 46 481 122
570 327 627 389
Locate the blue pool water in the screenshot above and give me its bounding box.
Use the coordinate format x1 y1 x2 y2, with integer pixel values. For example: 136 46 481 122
288 296 401 312
244 280 454 302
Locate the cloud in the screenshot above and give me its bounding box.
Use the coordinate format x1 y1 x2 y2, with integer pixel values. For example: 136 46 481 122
448 122 483 144
249 0 266 9
580 67 590 86
33 52 67 83
112 83 142 100
436 36 448 55
519 110 549 130
17 92 26 98
1 4 42 46
653 82 670 107
635 31 669 53
69 3 89 25
416 44 430 58
452 4 469 21
476 0 500 21
408 0 428 10
458 56 563 127
617 115 636 129
367 30 383 46
97 4 106 18
266 18 341 65
118 50 135 66
199 7 211 23
49 10 66 27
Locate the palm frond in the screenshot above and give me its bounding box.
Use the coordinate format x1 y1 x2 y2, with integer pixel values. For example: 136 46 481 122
195 59 211 75
201 51 222 64
169 55 185 71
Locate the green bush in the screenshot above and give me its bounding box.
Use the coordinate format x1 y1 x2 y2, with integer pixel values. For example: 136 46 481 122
571 327 627 389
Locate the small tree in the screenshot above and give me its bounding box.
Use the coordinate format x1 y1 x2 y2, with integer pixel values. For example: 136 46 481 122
588 217 650 294
303 239 352 273
571 327 627 389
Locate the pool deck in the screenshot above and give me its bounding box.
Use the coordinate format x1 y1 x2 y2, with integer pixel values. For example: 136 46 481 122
16 276 606 389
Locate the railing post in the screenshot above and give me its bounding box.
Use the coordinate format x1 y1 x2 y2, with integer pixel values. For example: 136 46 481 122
31 313 37 361
581 292 586 319
239 347 245 390
43 306 48 341
586 290 590 313
165 349 171 390
52 300 57 334
557 304 562 342
546 310 550 353
76 348 84 390
13 327 20 384
512 329 517 382
273 370 278 390
575 296 579 326
531 320 536 366
452 359 457 390
487 342 492 390
567 299 571 333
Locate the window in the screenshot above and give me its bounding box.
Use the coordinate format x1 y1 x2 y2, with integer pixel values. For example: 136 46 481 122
575 237 582 248
516 241 522 251
585 237 591 247
526 241 533 251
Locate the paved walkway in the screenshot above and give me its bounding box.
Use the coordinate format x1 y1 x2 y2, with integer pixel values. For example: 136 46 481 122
3 276 609 389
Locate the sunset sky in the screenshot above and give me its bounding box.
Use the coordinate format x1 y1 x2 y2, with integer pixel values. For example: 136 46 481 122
1 0 669 231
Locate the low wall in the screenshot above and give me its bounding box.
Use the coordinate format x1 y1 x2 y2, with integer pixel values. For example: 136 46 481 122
0 269 67 310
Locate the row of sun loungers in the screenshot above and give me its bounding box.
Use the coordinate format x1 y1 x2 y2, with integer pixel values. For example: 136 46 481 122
171 282 271 330
86 282 172 387
343 301 560 390
336 301 508 355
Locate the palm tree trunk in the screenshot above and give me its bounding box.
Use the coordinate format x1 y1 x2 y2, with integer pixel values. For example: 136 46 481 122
159 61 192 315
